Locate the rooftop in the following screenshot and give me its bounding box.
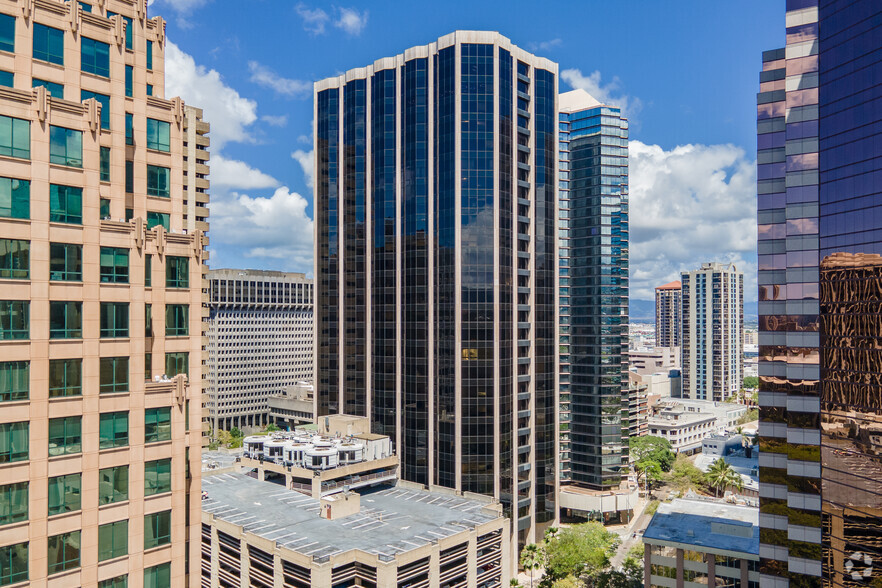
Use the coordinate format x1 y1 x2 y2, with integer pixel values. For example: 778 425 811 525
643 498 759 556
656 280 682 290
202 473 501 560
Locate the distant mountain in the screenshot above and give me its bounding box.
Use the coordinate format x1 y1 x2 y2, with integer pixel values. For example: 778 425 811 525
628 299 759 323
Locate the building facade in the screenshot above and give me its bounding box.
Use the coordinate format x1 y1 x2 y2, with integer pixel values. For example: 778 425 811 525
0 1 207 586
655 280 681 348
757 2 882 586
314 31 559 548
681 262 744 401
205 269 313 432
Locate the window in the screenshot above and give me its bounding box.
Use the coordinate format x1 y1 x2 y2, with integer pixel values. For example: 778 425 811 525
144 510 171 549
146 40 153 70
166 256 188 288
147 212 169 231
146 83 153 96
78 2 92 12
100 198 110 218
0 14 14 53
0 361 27 402
49 301 82 338
144 458 171 495
125 112 133 145
0 481 27 525
33 23 63 65
0 422 27 463
106 12 133 51
48 358 81 397
49 126 83 167
144 562 170 588
100 357 128 393
81 37 110 77
125 64 133 97
147 165 170 197
50 243 82 281
47 473 80 515
33 78 63 98
145 408 171 443
165 304 188 336
100 302 129 338
49 184 82 224
145 352 152 380
48 416 81 457
0 71 12 87
0 542 27 586
125 159 133 192
81 90 110 129
99 411 128 449
0 300 28 339
100 146 110 181
125 207 133 221
98 465 128 505
166 352 188 377
0 115 30 159
99 575 128 588
99 520 128 561
100 247 129 283
47 531 80 575
145 304 152 337
0 239 28 278
144 254 152 286
146 118 170 151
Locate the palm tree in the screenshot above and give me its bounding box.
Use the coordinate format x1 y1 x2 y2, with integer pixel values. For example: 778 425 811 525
706 458 744 497
520 543 545 588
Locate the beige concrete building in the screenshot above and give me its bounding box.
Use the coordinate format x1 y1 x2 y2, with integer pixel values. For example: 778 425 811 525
0 1 207 586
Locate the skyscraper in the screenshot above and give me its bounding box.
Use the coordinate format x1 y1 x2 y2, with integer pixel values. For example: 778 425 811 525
0 1 207 586
655 280 682 348
681 262 743 401
557 89 630 505
757 2 882 586
314 31 558 548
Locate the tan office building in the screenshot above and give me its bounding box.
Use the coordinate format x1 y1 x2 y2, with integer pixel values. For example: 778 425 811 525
0 1 207 586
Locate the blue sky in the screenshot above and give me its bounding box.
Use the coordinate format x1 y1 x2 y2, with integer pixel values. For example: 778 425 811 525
152 0 784 301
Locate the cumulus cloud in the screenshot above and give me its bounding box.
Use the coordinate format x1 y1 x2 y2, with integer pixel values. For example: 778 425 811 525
335 7 368 35
248 61 311 98
561 68 643 122
628 140 758 302
261 114 289 127
528 38 562 52
295 3 330 34
211 154 279 190
295 4 367 36
291 149 314 189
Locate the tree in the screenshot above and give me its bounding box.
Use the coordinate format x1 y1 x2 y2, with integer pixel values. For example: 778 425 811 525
543 522 619 583
736 408 758 425
742 376 759 390
629 436 675 472
230 427 243 439
635 460 662 493
264 423 280 432
705 458 744 497
520 543 545 587
663 454 706 494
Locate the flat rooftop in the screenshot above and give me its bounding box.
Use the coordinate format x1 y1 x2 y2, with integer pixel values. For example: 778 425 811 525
202 473 500 560
643 498 758 556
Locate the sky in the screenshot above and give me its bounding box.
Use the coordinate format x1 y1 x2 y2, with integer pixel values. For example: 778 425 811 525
151 0 785 302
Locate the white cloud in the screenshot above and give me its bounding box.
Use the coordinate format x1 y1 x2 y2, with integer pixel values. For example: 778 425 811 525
261 114 289 127
211 154 279 190
561 68 643 121
295 3 330 35
528 38 562 52
164 41 257 150
291 149 314 189
295 4 367 36
628 140 758 302
335 7 368 35
150 0 209 27
248 61 311 98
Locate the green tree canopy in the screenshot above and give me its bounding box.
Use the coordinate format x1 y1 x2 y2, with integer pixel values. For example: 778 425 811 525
663 454 706 493
706 458 744 497
629 436 675 472
544 522 619 582
742 376 759 389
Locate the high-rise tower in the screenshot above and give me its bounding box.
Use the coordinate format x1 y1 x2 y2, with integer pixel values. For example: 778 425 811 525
655 281 681 348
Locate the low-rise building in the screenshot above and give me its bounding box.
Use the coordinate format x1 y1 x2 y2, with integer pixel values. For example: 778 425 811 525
268 381 315 429
646 400 748 454
694 433 759 497
630 347 680 376
643 498 759 588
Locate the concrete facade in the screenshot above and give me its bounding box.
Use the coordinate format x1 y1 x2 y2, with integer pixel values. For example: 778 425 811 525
654 281 681 348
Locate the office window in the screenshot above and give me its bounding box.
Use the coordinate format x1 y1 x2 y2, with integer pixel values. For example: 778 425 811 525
100 356 128 393
49 126 83 167
78 2 92 12
0 361 27 402
33 23 63 65
144 458 171 495
81 37 110 77
145 304 152 337
125 159 133 193
144 562 170 588
0 300 28 340
145 352 152 380
0 71 12 87
99 520 128 561
147 212 169 231
0 481 27 525
125 112 133 144
33 78 63 98
146 83 153 96
145 254 152 286
165 304 188 336
125 207 133 221
47 473 80 515
125 65 133 97
49 243 82 281
100 197 110 218
100 302 129 338
166 256 188 288
0 14 14 53
48 358 81 397
146 118 170 151
0 115 30 159
98 465 128 505
99 575 127 588
0 542 27 586
81 90 110 129
166 352 188 377
49 184 82 224
0 177 28 219
145 408 171 443
0 422 27 463
144 510 171 549
147 165 170 197
0 239 28 279
100 247 129 283
47 531 80 575
48 416 81 457
99 411 128 449
106 12 132 50
49 301 82 339
100 146 110 181
146 40 153 70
